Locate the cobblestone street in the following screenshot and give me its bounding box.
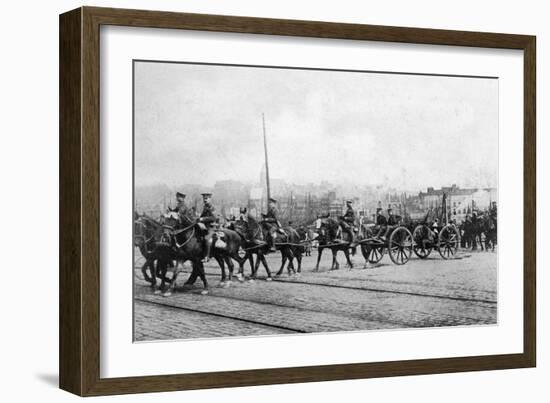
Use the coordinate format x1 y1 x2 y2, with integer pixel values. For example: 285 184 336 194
134 249 497 341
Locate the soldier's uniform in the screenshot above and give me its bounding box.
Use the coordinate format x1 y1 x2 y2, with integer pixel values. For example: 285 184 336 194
262 198 283 251
264 205 280 226
198 193 217 262
382 208 399 239
199 202 217 226
374 208 388 238
174 192 190 225
338 201 356 244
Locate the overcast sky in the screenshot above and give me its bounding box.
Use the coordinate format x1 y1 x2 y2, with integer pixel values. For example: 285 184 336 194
134 61 498 191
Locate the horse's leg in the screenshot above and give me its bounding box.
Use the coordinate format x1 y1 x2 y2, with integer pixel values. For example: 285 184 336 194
260 252 272 280
215 256 226 286
157 260 167 294
226 256 234 284
286 249 296 275
195 260 209 295
360 245 369 269
251 252 261 280
141 259 154 285
144 259 158 290
250 252 259 278
276 251 287 277
296 251 302 274
184 262 198 286
314 247 323 271
149 260 159 293
330 248 339 271
162 260 180 297
344 247 353 269
237 251 246 277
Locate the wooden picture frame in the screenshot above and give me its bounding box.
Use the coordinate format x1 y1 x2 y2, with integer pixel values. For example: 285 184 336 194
59 6 536 396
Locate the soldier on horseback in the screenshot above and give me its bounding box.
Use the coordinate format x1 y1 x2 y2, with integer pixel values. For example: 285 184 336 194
337 199 356 245
174 192 190 224
198 193 217 262
262 197 284 252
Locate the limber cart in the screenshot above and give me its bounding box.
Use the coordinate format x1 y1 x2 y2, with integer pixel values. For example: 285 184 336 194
359 193 460 265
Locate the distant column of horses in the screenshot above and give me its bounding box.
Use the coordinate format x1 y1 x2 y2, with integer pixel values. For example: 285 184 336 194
458 213 497 252
134 211 496 296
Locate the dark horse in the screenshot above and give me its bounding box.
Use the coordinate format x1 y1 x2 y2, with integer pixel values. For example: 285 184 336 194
209 226 247 286
273 226 306 276
230 215 273 281
314 216 354 271
163 212 245 286
462 214 486 251
134 215 175 291
157 212 209 295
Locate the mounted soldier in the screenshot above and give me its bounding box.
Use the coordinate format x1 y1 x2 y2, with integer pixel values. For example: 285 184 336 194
197 193 217 262
232 207 250 240
337 199 357 245
262 197 284 252
173 192 191 225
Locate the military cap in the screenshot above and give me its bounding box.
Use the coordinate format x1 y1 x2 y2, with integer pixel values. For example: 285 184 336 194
201 192 212 198
376 207 383 213
346 199 353 204
268 197 277 203
175 192 186 199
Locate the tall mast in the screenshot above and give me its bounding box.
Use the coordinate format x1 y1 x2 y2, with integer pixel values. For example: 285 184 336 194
262 113 271 210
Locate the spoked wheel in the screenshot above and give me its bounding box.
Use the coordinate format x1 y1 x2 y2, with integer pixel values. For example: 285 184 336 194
438 224 459 259
364 242 385 264
388 227 413 265
412 225 433 259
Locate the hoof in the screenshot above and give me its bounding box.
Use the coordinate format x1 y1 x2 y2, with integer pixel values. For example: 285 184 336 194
153 290 161 295
265 277 273 282
218 281 225 287
248 278 255 283
162 292 172 297
237 275 245 282
200 290 209 295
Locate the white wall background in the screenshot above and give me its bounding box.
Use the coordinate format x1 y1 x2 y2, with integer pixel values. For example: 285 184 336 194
0 0 546 401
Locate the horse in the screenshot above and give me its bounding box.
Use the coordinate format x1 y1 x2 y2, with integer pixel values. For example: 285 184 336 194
230 216 273 281
313 216 354 271
273 226 306 276
133 215 174 290
462 215 485 251
209 226 247 286
157 212 209 295
481 214 497 252
165 212 247 286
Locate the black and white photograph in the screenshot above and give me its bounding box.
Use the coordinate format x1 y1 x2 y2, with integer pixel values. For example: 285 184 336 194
133 60 498 342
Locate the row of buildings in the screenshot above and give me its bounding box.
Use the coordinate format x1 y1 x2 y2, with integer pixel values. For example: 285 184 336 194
135 181 497 226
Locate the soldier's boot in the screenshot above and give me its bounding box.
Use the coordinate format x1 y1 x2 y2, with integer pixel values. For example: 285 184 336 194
268 231 277 252
202 238 212 263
